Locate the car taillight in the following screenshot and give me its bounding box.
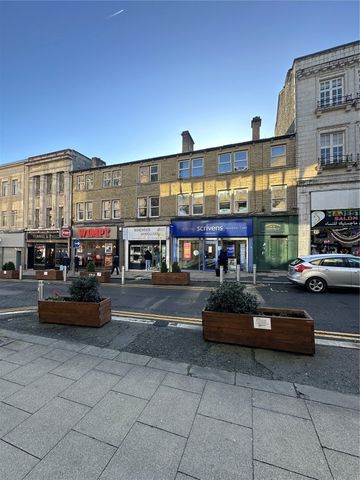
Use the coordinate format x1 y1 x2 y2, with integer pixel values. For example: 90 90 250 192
294 264 312 273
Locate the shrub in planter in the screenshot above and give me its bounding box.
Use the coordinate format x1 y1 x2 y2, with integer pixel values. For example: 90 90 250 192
160 261 168 273
69 277 102 303
152 261 190 286
0 261 19 279
171 262 181 273
2 262 16 271
205 282 259 314
87 261 96 272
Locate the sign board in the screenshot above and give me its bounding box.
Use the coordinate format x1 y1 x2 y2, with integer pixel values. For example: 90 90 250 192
73 239 81 249
72 226 118 239
171 218 253 238
183 242 191 260
61 228 71 238
253 317 271 330
311 209 359 228
123 226 168 241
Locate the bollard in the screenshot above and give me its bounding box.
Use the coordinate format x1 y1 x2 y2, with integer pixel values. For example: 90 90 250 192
63 266 67 282
219 265 224 284
253 264 257 285
236 264 240 282
38 280 44 300
19 265 23 280
121 266 125 285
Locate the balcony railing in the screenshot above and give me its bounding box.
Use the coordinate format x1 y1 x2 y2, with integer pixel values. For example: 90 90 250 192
318 154 356 167
317 94 353 109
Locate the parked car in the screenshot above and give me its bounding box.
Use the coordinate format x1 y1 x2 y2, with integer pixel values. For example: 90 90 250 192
287 254 360 293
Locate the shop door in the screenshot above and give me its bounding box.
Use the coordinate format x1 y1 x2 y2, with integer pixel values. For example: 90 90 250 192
204 241 217 270
270 236 288 270
27 246 34 269
45 244 56 269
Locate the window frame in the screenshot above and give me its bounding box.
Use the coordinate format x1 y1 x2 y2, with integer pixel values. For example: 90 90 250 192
177 193 190 216
58 172 64 193
11 179 19 196
149 196 160 217
85 174 94 190
139 164 159 184
178 160 190 179
2 181 9 197
112 199 121 219
233 188 248 213
103 172 112 188
34 176 40 196
76 203 85 221
85 202 93 221
1 211 7 227
319 76 343 107
320 131 344 165
11 210 17 227
271 185 287 212
218 153 232 174
137 197 148 218
234 151 248 171
218 190 231 214
45 174 52 194
192 158 204 177
112 170 122 187
102 200 111 220
192 192 204 215
270 145 286 166
76 175 85 191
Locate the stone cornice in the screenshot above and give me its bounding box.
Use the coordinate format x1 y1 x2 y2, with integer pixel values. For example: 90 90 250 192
296 55 360 79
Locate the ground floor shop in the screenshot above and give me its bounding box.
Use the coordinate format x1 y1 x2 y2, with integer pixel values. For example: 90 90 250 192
26 231 69 270
123 226 169 270
72 226 119 270
170 218 253 272
0 231 25 269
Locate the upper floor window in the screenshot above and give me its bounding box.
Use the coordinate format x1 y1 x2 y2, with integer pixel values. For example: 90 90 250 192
271 185 287 212
112 200 121 219
58 172 64 193
137 196 160 218
234 189 248 213
12 179 19 195
34 176 40 196
178 158 204 179
76 175 85 191
319 77 343 107
46 207 52 228
234 151 248 171
139 165 159 183
150 197 159 217
112 170 122 187
103 172 112 188
218 154 232 174
2 181 9 196
192 193 204 215
34 209 39 228
102 200 111 219
84 202 92 221
218 151 248 174
58 206 64 227
46 174 52 194
271 145 286 167
178 193 204 216
85 174 93 190
320 131 344 165
218 190 231 214
11 210 17 227
76 203 85 221
177 194 190 216
1 211 7 226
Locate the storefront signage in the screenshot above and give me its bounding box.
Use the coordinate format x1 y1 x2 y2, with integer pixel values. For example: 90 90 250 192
311 210 359 228
171 219 253 238
253 317 271 330
27 231 62 241
123 226 168 241
72 226 118 239
264 223 282 232
61 227 71 238
183 242 191 259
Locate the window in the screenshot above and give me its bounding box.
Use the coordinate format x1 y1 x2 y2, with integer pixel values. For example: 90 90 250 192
34 176 40 196
102 200 111 219
271 145 286 167
150 197 159 217
34 209 39 228
320 131 344 165
218 153 232 174
12 179 19 195
137 196 160 217
76 203 85 221
77 175 85 191
319 77 343 107
139 165 159 183
218 190 231 214
1 211 7 226
103 172 111 188
58 172 64 193
178 158 204 179
85 174 93 190
2 181 9 196
112 200 121 219
271 185 287 211
46 174 52 194
348 257 360 268
85 202 93 221
321 258 347 268
137 197 147 217
112 170 122 187
46 208 52 228
234 151 248 171
178 160 190 179
234 189 248 213
192 193 204 215
178 194 190 216
11 210 17 227
58 206 64 227
192 158 204 177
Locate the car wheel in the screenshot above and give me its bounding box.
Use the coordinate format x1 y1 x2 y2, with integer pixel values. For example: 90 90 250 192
306 277 327 293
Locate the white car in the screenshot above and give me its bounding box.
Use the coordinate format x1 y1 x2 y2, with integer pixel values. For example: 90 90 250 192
287 254 360 293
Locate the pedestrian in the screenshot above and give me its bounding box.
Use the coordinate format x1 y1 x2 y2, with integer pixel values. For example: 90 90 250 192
153 246 160 268
111 254 120 275
144 249 152 271
74 256 80 272
218 246 228 274
62 253 70 270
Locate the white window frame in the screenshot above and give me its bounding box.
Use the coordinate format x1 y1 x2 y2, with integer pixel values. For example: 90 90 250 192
139 165 159 184
192 192 204 215
85 174 94 190
271 185 287 212
149 196 160 217
76 203 85 221
234 188 248 213
77 175 85 191
320 131 345 165
137 197 148 218
178 160 190 179
11 179 19 195
218 153 232 174
103 172 112 188
85 202 93 221
102 200 111 219
1 211 7 227
2 181 9 196
192 158 204 177
112 170 122 187
218 190 231 214
319 76 343 107
271 145 286 166
112 199 121 219
234 151 248 171
177 194 190 216
11 210 17 227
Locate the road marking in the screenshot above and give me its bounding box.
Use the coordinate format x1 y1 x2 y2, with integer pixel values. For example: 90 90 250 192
315 339 360 350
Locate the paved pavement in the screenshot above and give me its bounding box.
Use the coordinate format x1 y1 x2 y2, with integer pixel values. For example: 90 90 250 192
0 328 359 480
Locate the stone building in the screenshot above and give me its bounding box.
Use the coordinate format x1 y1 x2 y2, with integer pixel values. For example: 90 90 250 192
276 41 360 256
72 119 297 272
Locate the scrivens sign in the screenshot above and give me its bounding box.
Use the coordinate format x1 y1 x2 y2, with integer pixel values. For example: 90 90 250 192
170 218 253 237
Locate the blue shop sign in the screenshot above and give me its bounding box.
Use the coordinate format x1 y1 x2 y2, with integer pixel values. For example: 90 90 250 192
171 218 253 238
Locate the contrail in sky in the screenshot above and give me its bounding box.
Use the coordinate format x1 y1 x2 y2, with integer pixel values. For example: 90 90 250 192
108 9 125 18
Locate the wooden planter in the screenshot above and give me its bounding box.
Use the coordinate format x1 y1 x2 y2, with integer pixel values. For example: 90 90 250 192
80 271 111 283
202 307 315 355
152 272 190 286
35 270 63 281
0 270 20 279
38 297 111 327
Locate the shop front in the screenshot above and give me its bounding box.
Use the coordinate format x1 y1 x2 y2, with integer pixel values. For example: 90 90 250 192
123 226 169 270
72 226 119 270
26 231 69 270
311 209 359 255
170 218 253 272
0 232 25 269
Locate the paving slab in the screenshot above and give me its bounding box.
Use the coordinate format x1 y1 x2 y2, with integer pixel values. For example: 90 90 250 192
175 474 195 480
162 372 206 395
254 461 314 479
42 348 79 363
115 351 151 366
51 353 103 380
4 373 73 413
112 366 166 399
4 397 89 458
253 407 332 480
75 391 147 447
4 344 52 365
79 345 119 359
180 414 252 480
50 340 87 352
0 403 30 437
295 383 360 410
198 381 252 427
99 422 186 480
3 340 34 352
189 365 235 384
139 385 200 437
253 390 310 419
24 430 116 480
0 360 20 377
0 440 39 480
94 359 134 377
236 372 296 396
307 401 360 457
16 334 56 346
0 378 23 400
3 357 59 385
60 370 120 407
0 347 15 359
324 448 360 480
148 357 189 375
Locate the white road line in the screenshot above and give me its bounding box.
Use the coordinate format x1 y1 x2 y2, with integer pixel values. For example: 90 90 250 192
0 309 36 316
315 338 360 350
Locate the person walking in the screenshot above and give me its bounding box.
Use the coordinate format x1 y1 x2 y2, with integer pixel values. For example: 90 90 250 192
111 254 120 275
144 249 152 271
218 246 228 274
74 256 80 272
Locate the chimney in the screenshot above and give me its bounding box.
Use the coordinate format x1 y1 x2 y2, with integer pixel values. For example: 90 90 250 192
181 131 194 153
91 157 105 167
251 116 261 140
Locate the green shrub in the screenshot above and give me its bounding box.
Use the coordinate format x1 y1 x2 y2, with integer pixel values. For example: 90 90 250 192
87 261 96 272
69 277 101 303
2 262 15 271
205 282 259 314
171 262 181 273
160 261 168 273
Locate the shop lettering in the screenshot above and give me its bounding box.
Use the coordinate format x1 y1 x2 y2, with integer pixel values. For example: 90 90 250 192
196 225 224 232
78 228 111 238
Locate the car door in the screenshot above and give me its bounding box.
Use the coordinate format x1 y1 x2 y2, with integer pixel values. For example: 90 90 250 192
347 257 360 287
320 257 352 287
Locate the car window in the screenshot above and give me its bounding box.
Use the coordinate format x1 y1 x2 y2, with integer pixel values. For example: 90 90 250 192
309 259 322 265
321 258 347 267
290 258 304 266
348 258 360 268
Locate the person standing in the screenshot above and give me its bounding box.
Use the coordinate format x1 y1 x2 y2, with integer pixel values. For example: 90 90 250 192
218 246 228 274
111 254 120 275
74 256 80 273
144 249 152 271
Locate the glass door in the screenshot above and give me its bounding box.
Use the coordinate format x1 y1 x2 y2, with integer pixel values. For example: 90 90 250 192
178 239 202 270
204 240 218 270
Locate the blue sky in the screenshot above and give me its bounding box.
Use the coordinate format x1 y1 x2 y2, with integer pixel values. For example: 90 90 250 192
0 1 359 165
